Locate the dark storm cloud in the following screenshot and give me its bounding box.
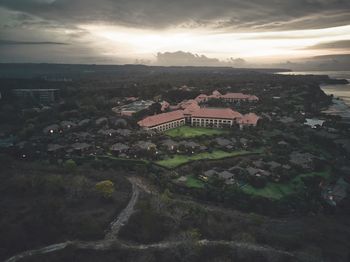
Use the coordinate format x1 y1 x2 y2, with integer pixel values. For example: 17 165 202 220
0 39 68 45
303 39 350 50
0 0 349 31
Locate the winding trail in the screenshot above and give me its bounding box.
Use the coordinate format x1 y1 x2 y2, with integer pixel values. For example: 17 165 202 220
105 180 139 240
4 176 298 262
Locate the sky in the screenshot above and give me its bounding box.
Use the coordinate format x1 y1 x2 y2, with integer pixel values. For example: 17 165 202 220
0 0 350 66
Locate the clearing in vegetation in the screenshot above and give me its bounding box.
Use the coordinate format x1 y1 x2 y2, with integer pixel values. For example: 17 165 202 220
185 175 205 189
242 170 331 200
155 149 262 169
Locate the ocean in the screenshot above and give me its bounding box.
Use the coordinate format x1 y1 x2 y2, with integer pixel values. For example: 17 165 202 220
278 71 350 121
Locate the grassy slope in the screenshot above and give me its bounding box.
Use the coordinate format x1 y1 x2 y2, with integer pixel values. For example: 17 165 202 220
185 175 205 189
242 170 331 200
165 126 229 138
156 149 262 169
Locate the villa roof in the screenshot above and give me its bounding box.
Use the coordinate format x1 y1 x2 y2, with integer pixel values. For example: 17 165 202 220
138 110 185 128
135 141 156 150
110 143 129 152
47 144 65 152
191 108 242 119
71 142 91 151
177 99 199 109
183 101 201 114
238 113 260 125
161 101 170 111
212 90 222 96
195 94 208 102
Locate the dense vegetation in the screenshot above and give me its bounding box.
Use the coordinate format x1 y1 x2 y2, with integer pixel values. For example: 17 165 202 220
0 156 132 260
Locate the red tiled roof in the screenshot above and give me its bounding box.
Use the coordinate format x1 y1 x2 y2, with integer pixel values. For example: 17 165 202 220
191 108 242 119
184 103 201 114
238 113 260 125
248 95 259 101
178 99 198 109
161 101 170 111
138 110 185 128
212 90 222 96
195 94 208 102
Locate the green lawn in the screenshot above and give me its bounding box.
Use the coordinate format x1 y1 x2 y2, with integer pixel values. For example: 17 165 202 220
242 170 331 200
165 126 229 138
155 149 262 169
186 176 205 189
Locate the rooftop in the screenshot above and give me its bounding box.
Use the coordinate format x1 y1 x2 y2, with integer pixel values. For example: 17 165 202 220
138 110 185 128
191 108 242 119
238 113 260 125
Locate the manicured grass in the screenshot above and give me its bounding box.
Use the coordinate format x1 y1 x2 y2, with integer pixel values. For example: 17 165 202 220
186 176 205 189
165 126 229 138
242 170 331 200
155 149 262 169
98 155 149 165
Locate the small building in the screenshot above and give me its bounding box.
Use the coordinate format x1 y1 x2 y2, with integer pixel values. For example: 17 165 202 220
110 143 129 153
47 144 65 153
134 141 157 151
71 142 91 152
161 101 170 111
304 118 325 129
161 139 178 151
238 113 260 128
98 129 118 137
114 100 154 116
116 129 132 137
12 89 59 104
218 171 236 185
95 117 108 126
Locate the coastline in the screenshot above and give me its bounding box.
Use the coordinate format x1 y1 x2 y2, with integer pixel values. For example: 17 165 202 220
321 83 350 122
277 70 350 122
321 96 350 122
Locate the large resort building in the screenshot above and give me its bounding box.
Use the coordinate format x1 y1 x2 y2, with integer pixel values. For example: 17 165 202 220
137 110 186 132
138 90 260 132
195 90 259 103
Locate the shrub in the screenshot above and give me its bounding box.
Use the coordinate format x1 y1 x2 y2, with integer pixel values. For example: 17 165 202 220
63 159 77 171
95 180 115 199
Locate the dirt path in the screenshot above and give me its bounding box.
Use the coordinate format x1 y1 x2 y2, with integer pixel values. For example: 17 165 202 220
70 238 296 260
105 179 139 240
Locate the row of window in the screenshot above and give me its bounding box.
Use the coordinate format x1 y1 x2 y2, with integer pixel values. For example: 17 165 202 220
191 122 230 128
152 119 185 132
192 118 232 124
